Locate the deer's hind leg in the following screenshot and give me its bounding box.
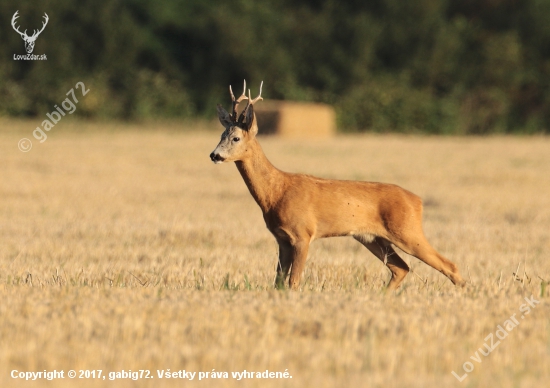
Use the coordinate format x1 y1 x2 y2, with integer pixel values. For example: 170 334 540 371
354 235 410 290
394 235 466 287
382 198 466 287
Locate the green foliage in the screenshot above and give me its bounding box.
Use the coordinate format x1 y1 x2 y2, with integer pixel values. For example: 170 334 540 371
1 0 549 133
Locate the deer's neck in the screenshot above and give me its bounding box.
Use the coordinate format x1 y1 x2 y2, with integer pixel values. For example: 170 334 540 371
235 139 285 213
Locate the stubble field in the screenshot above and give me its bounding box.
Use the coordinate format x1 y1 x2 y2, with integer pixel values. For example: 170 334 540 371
1 118 549 388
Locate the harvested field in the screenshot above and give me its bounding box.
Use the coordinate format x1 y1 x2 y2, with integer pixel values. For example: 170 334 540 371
1 118 549 387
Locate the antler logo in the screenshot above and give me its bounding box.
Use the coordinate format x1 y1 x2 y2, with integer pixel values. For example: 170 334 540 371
11 10 49 54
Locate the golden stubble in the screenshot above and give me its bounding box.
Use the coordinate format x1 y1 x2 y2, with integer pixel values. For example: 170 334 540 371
1 118 549 387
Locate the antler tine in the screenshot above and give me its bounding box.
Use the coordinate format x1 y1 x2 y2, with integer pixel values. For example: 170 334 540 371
11 10 26 38
31 13 48 38
230 80 248 121
250 81 263 105
238 79 247 102
238 81 263 123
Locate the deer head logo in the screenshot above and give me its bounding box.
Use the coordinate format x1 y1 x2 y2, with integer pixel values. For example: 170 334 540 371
11 10 49 54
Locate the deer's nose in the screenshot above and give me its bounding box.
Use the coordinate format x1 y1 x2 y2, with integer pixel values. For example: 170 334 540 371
210 152 225 163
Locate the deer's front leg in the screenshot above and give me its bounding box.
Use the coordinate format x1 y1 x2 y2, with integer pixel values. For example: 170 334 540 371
275 239 293 289
288 239 310 290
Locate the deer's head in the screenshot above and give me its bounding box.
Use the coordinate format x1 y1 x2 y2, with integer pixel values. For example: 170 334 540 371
12 11 49 54
210 80 263 164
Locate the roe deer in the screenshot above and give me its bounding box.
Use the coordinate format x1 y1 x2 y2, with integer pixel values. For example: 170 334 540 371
210 81 465 290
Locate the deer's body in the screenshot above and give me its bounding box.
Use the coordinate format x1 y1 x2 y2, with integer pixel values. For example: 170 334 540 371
211 81 465 290
237 141 414 241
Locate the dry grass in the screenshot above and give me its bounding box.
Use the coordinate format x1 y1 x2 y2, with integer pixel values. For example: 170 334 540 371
1 118 549 387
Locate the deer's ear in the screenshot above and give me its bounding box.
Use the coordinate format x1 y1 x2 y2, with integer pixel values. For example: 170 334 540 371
217 104 233 128
244 104 258 136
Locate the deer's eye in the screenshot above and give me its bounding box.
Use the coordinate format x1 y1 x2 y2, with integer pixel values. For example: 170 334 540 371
233 137 241 142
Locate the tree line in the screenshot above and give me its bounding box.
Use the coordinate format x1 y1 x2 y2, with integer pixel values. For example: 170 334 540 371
1 0 549 133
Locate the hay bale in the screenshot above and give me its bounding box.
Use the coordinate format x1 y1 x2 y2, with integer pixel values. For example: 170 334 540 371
254 100 335 138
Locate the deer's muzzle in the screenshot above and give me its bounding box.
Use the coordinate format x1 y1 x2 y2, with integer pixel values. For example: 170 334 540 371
210 152 225 163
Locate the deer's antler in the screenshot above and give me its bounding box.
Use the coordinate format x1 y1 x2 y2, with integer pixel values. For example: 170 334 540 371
31 13 49 39
11 11 27 38
238 81 263 123
229 80 248 121
11 11 49 40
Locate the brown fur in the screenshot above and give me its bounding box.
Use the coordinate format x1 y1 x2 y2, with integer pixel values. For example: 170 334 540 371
210 86 465 290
